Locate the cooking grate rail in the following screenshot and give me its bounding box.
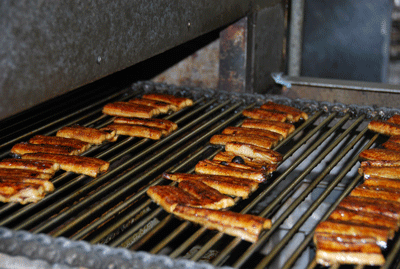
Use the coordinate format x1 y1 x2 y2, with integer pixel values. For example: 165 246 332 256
0 81 399 269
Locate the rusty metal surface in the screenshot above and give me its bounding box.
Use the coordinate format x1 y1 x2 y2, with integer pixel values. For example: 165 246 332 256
0 0 282 120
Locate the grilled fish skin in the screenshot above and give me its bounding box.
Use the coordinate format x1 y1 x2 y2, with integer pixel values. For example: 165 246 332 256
350 184 400 202
242 108 288 122
359 148 400 161
0 168 52 180
241 119 295 138
224 142 282 164
114 117 178 133
387 135 400 144
0 177 54 192
195 159 267 182
387 114 400 125
178 180 235 209
212 151 278 171
21 153 109 178
314 233 385 266
221 126 283 141
382 140 400 151
28 135 91 154
57 125 116 145
328 206 398 232
260 101 308 122
0 159 59 175
210 134 276 150
172 205 271 243
315 220 393 248
105 124 166 140
128 98 178 113
163 172 258 198
213 159 277 174
338 196 400 223
360 160 400 169
142 93 193 110
102 101 161 118
364 176 400 190
368 120 400 136
11 142 80 156
360 166 400 180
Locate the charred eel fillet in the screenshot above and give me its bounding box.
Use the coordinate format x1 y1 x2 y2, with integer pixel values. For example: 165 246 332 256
0 159 59 175
128 98 178 113
105 124 166 140
142 93 193 110
368 120 400 136
314 220 393 248
0 168 53 180
28 135 91 154
0 178 55 204
172 205 271 243
11 142 81 156
178 180 235 209
242 108 288 122
224 142 282 164
363 176 400 189
350 184 400 202
360 166 400 180
221 126 283 141
57 125 116 144
210 134 276 149
338 196 400 223
114 117 178 133
195 159 267 182
314 233 385 266
102 101 161 118
213 159 277 174
359 148 400 161
260 101 308 122
213 151 278 171
21 153 109 178
163 172 259 198
328 206 398 232
241 119 295 138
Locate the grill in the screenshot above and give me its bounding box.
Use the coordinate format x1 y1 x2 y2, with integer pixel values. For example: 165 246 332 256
0 81 399 269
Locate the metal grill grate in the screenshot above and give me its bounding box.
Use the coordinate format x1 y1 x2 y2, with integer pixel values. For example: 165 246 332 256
0 81 399 269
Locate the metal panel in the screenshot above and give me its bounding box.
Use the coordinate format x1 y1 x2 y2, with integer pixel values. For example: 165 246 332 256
0 0 278 120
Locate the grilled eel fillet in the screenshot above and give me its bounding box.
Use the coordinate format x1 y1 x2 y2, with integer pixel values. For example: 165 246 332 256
102 101 161 118
359 148 400 161
57 125 116 144
368 120 400 136
382 140 400 151
11 142 81 156
0 178 55 204
360 166 400 179
114 117 178 133
210 134 277 149
260 101 308 122
29 135 91 154
242 108 288 122
21 153 109 178
364 176 400 189
315 220 393 248
105 123 166 140
142 93 193 110
172 205 271 243
0 168 53 180
128 98 178 113
314 233 385 266
195 159 267 182
213 151 278 171
0 159 59 175
0 177 54 192
350 184 400 202
338 196 400 224
387 114 400 125
147 184 233 211
163 172 259 198
221 126 283 141
225 142 282 164
328 206 398 232
241 119 295 138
